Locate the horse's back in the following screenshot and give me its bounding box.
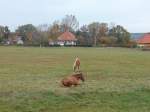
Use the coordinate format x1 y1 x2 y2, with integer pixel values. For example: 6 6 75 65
61 75 79 87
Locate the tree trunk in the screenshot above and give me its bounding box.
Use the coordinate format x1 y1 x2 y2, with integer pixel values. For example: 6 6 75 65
94 36 97 47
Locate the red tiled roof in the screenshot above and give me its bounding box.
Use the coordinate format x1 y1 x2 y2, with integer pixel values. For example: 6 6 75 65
58 31 77 41
137 33 150 44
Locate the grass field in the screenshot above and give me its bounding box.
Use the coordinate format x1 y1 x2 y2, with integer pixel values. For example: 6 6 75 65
0 46 150 112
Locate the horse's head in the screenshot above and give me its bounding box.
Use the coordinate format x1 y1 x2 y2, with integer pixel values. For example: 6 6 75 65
75 72 85 82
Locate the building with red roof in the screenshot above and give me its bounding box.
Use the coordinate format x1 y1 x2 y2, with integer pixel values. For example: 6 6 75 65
57 31 77 46
137 33 150 47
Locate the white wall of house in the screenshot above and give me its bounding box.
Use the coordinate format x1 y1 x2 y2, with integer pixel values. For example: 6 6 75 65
17 37 24 45
57 41 76 46
49 40 77 46
137 44 150 48
57 41 64 46
49 41 55 46
65 41 76 45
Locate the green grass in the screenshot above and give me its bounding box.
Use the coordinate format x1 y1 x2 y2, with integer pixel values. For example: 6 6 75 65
0 46 150 112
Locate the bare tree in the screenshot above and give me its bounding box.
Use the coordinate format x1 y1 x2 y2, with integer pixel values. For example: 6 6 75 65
99 23 108 37
37 24 49 32
88 22 100 46
61 15 79 32
0 26 10 43
0 26 5 42
36 24 50 47
48 21 61 40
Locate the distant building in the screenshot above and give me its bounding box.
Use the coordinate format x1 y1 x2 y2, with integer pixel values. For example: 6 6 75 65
7 33 24 45
16 37 24 45
57 31 77 46
6 33 17 45
137 33 150 47
49 39 55 46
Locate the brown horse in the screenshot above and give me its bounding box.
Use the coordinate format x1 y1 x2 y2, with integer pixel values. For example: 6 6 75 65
61 72 85 87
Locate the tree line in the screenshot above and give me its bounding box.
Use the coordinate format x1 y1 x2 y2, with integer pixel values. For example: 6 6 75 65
0 15 136 47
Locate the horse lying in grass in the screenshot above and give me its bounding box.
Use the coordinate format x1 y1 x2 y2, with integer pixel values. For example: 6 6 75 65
61 72 85 87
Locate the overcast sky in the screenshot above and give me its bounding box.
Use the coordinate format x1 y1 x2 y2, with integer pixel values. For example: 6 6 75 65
0 0 149 32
